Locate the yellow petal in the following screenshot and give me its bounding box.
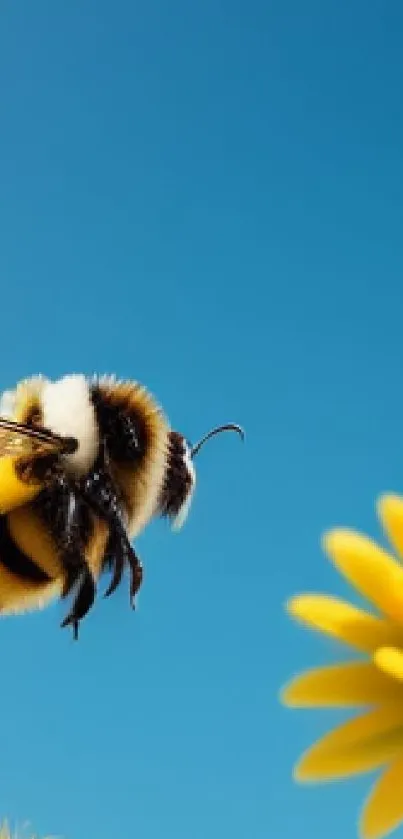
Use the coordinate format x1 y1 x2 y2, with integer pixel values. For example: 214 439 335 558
375 648 403 683
378 494 403 562
360 754 403 839
286 594 403 653
281 662 403 708
323 530 403 623
294 705 403 782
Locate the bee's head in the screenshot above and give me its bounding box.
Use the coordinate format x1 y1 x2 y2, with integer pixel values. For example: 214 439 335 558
159 423 244 530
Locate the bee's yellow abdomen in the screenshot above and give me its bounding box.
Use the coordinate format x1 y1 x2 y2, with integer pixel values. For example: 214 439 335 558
0 457 43 514
8 505 63 579
0 505 109 617
0 506 60 615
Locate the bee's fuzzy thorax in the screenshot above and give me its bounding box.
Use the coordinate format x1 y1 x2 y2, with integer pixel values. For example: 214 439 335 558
42 374 99 475
92 376 170 537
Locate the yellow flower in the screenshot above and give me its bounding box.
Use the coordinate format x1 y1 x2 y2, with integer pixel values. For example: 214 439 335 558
281 494 403 839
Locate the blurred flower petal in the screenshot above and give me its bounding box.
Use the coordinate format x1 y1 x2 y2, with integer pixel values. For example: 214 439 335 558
374 647 403 682
377 494 403 561
360 755 403 839
295 706 403 782
286 594 403 652
323 529 403 623
282 661 403 708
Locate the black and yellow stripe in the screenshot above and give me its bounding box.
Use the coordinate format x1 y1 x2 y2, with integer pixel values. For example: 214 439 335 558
0 502 109 616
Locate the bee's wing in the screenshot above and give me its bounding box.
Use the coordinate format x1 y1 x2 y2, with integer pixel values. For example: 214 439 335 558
0 418 67 459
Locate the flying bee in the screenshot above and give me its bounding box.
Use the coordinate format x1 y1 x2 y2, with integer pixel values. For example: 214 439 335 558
0 373 243 637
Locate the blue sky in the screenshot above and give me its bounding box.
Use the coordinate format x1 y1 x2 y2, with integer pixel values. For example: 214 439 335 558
0 1 403 838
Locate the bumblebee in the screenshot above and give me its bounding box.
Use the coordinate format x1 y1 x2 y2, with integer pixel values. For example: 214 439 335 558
0 374 243 637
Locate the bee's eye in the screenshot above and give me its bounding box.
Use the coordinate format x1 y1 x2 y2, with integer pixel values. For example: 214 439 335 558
158 430 195 526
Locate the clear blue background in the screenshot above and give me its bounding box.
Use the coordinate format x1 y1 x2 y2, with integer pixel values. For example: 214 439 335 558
0 2 402 838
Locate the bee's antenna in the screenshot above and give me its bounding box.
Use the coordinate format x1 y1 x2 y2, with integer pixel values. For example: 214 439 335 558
191 424 244 458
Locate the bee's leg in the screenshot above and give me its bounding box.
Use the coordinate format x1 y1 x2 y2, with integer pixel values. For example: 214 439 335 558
103 529 143 606
128 550 143 608
103 530 126 597
80 466 143 607
60 568 96 639
51 477 96 637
